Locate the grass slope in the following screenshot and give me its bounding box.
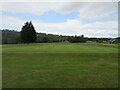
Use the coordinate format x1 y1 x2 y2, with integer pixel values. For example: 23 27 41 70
2 42 118 88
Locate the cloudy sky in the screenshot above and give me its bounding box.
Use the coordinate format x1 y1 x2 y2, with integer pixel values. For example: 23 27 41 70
0 0 118 37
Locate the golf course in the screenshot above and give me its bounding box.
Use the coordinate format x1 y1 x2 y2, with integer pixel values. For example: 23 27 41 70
2 42 118 88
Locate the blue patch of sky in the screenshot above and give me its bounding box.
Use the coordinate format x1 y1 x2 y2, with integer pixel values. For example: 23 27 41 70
109 12 117 16
38 10 79 23
1 24 20 31
108 12 118 21
3 10 80 23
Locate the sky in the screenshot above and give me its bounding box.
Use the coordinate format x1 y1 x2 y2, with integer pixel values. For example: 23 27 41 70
0 0 119 38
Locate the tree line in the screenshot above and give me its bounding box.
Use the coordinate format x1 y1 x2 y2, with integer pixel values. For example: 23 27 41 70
1 29 119 44
1 21 120 44
1 29 69 44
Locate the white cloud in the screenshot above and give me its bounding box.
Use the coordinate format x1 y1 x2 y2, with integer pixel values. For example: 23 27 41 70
78 2 118 20
2 15 117 37
2 15 26 29
1 2 118 37
2 2 118 17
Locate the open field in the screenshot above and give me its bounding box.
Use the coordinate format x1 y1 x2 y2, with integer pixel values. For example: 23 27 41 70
2 42 118 88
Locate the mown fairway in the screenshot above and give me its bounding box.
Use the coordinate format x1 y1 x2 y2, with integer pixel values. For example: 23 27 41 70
2 42 118 88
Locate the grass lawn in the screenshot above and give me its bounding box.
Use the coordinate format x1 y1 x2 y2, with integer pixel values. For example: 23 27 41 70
2 42 118 88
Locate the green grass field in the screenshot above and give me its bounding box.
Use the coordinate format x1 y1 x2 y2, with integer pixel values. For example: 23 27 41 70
2 42 118 88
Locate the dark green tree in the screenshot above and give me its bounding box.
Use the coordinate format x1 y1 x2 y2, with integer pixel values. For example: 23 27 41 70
21 21 36 43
